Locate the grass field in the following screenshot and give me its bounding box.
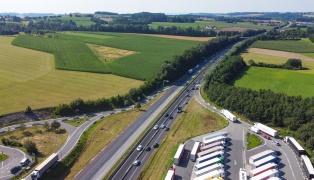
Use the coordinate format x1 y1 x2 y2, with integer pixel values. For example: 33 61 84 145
251 39 314 53
63 118 89 127
139 98 228 179
0 154 8 162
0 36 142 115
60 16 95 26
247 133 262 150
13 32 199 80
150 21 274 30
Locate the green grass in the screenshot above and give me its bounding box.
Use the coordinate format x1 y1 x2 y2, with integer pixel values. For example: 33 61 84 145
0 36 142 115
288 27 307 31
60 16 95 26
13 32 199 80
247 133 262 150
0 154 8 162
251 39 314 53
139 98 228 179
150 21 274 30
232 66 314 97
63 118 89 127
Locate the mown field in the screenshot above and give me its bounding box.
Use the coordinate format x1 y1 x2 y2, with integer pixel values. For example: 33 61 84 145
13 32 199 80
150 21 274 30
60 16 95 26
0 36 142 115
139 98 228 179
251 38 314 53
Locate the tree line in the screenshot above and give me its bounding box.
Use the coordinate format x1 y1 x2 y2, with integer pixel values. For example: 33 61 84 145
53 36 240 116
203 38 314 154
248 58 303 70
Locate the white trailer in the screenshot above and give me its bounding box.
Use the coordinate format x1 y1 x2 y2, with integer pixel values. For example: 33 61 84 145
252 155 278 168
200 141 225 151
194 163 223 177
196 151 224 164
202 132 227 142
201 136 226 147
193 169 224 180
164 168 175 180
239 168 247 180
284 136 306 157
194 157 222 171
249 126 260 134
300 155 314 179
250 169 278 180
254 123 277 137
31 153 58 180
250 163 277 177
221 109 237 122
174 143 185 165
249 150 274 164
197 146 224 158
190 141 200 162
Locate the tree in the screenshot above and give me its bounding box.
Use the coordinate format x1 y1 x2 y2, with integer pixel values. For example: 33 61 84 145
25 106 32 114
248 59 256 66
136 102 141 109
43 121 50 130
51 120 61 130
24 140 38 154
19 123 26 132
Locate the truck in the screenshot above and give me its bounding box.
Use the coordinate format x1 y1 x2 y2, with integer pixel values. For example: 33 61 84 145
197 146 224 158
164 167 175 180
249 126 260 134
200 141 225 151
173 143 185 165
193 169 224 180
188 69 193 74
221 109 237 122
202 132 227 142
196 151 224 164
284 136 306 157
194 163 224 177
194 157 223 171
250 169 278 180
31 153 58 180
250 163 277 177
300 155 314 179
254 123 277 137
252 155 278 168
190 141 200 161
249 150 274 164
201 135 226 146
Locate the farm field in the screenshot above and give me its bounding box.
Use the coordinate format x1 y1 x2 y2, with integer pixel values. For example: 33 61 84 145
251 38 314 53
127 33 214 41
59 16 95 26
150 21 274 31
13 32 199 80
138 98 227 179
0 36 142 115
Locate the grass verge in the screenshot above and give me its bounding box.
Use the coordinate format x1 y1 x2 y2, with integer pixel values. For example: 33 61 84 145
0 154 8 162
63 118 89 127
247 133 263 150
138 98 228 179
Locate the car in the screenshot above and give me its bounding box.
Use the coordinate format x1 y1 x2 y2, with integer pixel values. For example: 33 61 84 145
10 166 21 174
196 87 199 90
184 101 188 104
145 146 151 151
164 127 169 131
136 145 143 151
153 142 159 148
133 160 140 166
153 125 159 130
186 94 190 97
274 150 281 156
165 113 169 117
20 158 30 167
272 141 280 146
169 116 173 119
160 124 166 129
192 87 195 90
263 135 271 140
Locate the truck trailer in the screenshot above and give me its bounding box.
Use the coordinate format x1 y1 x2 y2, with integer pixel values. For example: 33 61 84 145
31 153 58 180
201 136 226 147
164 167 175 180
252 155 278 168
254 123 277 137
249 150 274 164
202 132 227 142
250 169 278 180
174 143 185 165
284 136 306 157
197 146 224 158
194 163 223 177
300 155 314 179
250 163 277 177
239 168 247 180
221 109 237 122
193 169 224 180
200 141 225 151
249 126 260 134
196 151 224 164
190 141 200 162
194 157 223 171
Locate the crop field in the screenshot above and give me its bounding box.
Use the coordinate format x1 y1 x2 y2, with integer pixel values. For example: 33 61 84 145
13 32 199 80
0 36 142 115
150 21 274 30
139 98 227 179
59 16 95 26
251 38 314 53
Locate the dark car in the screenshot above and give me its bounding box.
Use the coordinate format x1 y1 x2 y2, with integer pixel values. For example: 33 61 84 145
164 127 170 131
153 142 159 148
10 166 21 174
145 146 151 151
169 116 173 119
274 150 281 156
165 113 169 117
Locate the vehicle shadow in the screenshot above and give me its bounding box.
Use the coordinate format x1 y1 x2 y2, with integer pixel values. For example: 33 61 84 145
179 149 191 168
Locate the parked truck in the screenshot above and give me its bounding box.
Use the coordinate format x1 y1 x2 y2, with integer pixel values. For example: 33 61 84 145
250 126 260 134
31 153 58 180
221 109 237 122
173 143 185 165
254 123 277 137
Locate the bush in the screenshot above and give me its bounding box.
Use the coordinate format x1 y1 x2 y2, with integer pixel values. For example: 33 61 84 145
51 120 61 130
22 131 33 137
55 128 66 134
24 140 38 155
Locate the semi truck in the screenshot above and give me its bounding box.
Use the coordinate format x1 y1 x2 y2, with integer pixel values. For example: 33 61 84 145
201 135 226 147
252 155 278 168
250 163 277 177
173 143 185 165
221 109 237 122
200 141 225 151
190 141 200 161
249 126 260 134
194 157 223 171
239 168 247 180
193 169 224 180
196 151 224 164
202 132 227 142
250 169 278 180
254 123 277 137
284 136 306 157
31 153 58 180
300 155 314 179
249 150 274 164
194 163 223 177
197 146 224 158
164 167 175 180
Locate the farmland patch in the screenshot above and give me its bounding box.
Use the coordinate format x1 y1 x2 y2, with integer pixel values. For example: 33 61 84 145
251 39 314 53
87 44 137 62
247 48 314 61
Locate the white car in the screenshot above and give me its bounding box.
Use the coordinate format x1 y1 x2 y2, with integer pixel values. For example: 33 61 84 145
133 160 140 166
153 125 159 130
160 124 166 129
136 145 143 151
272 141 279 146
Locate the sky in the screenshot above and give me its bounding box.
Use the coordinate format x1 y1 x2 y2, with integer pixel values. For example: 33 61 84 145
1 0 313 14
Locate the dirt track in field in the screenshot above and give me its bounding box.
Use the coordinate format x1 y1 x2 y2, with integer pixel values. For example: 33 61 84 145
248 48 314 61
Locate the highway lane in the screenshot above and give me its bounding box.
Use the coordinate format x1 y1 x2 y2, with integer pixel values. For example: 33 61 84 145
110 48 232 180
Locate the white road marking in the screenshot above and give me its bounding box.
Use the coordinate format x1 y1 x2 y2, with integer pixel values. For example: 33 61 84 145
279 147 296 180
234 160 237 165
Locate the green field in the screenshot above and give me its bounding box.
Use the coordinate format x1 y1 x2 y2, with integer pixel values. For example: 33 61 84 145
0 154 8 162
13 32 199 80
150 21 274 30
247 133 262 150
60 16 95 26
0 36 142 115
251 39 314 53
